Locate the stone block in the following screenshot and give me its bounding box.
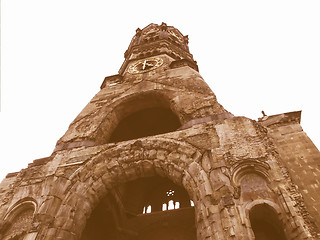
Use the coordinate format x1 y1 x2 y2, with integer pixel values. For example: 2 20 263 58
144 149 157 159
38 196 62 217
55 229 76 240
156 149 168 160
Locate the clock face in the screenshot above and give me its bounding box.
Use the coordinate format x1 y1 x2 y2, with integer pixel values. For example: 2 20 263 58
128 57 163 74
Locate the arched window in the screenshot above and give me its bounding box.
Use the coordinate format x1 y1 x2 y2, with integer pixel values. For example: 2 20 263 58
137 177 193 214
110 107 180 143
124 176 196 240
1 201 36 240
249 204 287 240
239 172 274 201
107 93 181 143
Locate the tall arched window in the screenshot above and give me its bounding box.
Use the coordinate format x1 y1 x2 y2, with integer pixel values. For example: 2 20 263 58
139 178 193 214
249 204 287 240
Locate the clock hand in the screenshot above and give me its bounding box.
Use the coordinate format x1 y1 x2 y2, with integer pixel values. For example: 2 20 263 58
142 60 147 70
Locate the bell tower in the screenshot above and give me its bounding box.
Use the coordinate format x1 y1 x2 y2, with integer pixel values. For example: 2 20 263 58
53 22 230 151
120 22 198 74
0 23 319 240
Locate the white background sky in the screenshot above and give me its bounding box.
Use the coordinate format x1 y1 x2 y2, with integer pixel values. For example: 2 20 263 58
1 0 319 181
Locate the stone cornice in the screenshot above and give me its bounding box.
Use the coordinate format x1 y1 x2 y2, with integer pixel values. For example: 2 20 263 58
258 110 301 128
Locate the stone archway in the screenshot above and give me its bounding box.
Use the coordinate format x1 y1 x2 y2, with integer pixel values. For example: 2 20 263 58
244 199 310 240
95 91 184 145
50 138 216 240
80 175 197 240
247 201 287 240
0 198 37 240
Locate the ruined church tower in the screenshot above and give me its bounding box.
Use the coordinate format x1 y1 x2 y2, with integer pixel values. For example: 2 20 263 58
0 23 320 240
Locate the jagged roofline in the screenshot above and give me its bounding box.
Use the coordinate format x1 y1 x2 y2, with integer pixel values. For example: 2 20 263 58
119 22 194 74
124 22 190 58
140 23 187 43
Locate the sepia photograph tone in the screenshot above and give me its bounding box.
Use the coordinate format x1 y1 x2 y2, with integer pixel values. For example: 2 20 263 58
1 1 320 239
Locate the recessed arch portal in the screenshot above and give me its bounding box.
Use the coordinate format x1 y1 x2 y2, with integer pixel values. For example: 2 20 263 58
54 138 212 239
80 176 196 240
110 107 181 143
106 92 181 143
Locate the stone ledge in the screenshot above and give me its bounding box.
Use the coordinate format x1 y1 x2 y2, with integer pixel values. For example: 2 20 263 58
169 59 199 72
100 74 123 89
54 140 97 152
28 157 51 167
258 110 301 127
5 172 19 178
179 112 234 130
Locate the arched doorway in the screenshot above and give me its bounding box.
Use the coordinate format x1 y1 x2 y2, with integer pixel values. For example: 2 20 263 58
249 204 287 240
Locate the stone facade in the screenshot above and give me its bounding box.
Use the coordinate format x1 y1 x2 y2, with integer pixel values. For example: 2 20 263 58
0 23 319 240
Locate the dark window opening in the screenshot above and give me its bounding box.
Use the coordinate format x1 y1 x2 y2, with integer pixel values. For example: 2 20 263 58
120 177 193 214
80 176 196 240
109 107 180 143
123 176 196 240
118 177 193 214
249 204 287 240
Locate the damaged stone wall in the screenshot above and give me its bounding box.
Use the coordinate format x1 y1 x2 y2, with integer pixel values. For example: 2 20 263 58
0 23 319 240
1 116 318 239
259 111 320 237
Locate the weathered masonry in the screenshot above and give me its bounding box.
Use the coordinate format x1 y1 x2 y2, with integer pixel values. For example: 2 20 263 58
1 23 320 240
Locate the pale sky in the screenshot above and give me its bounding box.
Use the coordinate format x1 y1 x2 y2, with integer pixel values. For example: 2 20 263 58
1 0 320 181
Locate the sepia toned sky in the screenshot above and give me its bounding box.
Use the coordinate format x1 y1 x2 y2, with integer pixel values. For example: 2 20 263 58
1 0 320 181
